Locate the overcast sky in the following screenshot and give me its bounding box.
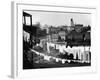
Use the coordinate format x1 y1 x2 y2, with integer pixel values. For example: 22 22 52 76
24 10 91 27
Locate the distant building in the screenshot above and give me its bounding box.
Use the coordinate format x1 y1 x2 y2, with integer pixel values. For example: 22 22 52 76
42 24 50 34
70 18 84 32
46 34 51 41
51 33 58 42
75 24 83 32
67 26 75 31
49 26 59 33
58 31 66 40
46 33 58 42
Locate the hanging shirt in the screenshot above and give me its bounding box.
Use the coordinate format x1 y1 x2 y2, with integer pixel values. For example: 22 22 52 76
59 45 64 53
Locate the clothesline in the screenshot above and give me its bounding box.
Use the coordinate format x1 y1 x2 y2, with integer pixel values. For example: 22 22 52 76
31 49 90 64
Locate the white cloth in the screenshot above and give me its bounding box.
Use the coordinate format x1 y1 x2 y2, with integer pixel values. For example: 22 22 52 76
59 45 64 53
55 44 59 49
23 31 30 42
85 46 90 51
50 42 55 48
44 56 50 61
47 42 50 53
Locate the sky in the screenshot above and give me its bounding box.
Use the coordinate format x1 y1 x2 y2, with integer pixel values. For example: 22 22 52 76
24 10 91 27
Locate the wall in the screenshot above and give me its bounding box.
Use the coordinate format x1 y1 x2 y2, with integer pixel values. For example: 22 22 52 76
0 0 100 80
